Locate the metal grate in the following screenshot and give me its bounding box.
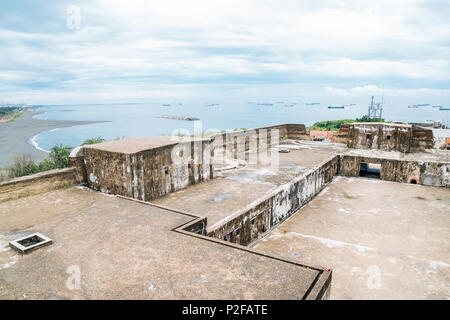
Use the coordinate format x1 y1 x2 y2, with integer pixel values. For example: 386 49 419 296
9 232 53 254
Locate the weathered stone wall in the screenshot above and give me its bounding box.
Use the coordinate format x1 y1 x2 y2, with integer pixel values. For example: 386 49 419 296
207 155 340 246
82 139 215 201
213 124 307 160
411 125 434 151
420 162 450 187
342 123 434 153
340 155 449 187
347 123 412 153
335 124 350 144
286 124 309 140
0 168 77 203
208 197 274 245
272 156 339 225
68 156 87 183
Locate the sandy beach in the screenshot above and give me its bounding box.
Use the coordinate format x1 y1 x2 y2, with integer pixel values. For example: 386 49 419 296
0 109 102 168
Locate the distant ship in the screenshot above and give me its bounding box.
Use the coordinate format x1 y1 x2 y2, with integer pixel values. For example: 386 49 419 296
205 103 220 107
439 107 450 111
257 103 274 106
432 105 444 108
328 105 344 109
306 102 320 105
284 104 295 107
162 104 171 106
409 104 429 108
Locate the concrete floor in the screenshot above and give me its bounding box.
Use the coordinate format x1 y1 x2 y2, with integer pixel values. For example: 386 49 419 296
152 147 336 229
0 187 323 300
285 139 450 163
252 177 450 299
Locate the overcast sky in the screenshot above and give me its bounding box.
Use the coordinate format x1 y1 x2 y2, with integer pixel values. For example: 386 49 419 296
0 0 449 104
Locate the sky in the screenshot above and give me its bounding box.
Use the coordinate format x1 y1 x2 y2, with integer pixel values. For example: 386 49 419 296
0 0 449 105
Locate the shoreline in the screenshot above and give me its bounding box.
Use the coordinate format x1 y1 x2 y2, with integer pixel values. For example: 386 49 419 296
0 109 105 168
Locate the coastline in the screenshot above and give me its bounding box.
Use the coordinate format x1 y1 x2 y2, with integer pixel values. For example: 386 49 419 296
0 111 25 124
0 109 105 168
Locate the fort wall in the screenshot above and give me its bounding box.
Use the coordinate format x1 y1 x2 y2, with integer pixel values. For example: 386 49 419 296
0 167 77 203
340 155 449 187
207 155 340 245
82 139 214 201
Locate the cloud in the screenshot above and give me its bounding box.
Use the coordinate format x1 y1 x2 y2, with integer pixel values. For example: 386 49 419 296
0 0 449 104
325 85 450 97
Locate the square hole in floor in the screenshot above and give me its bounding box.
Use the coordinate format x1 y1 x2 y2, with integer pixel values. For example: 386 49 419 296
9 232 52 254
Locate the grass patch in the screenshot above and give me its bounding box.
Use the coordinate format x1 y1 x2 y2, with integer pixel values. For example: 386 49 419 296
0 109 24 123
309 119 355 131
81 136 106 145
308 116 386 131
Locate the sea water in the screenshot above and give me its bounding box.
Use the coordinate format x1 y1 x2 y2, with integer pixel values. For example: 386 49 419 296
31 102 449 152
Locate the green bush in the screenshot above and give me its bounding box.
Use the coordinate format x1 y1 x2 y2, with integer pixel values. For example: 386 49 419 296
309 119 355 131
49 145 72 168
6 146 72 179
7 155 39 178
81 136 105 145
38 158 57 171
309 115 387 131
355 115 384 122
4 136 114 180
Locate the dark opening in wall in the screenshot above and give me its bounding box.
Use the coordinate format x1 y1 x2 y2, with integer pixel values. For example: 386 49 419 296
224 232 232 242
410 178 418 184
387 135 391 141
366 134 371 139
360 162 381 179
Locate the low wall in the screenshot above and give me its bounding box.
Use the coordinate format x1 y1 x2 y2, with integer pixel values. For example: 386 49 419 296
340 155 450 187
347 123 412 153
339 123 434 152
420 162 450 187
213 124 308 160
68 156 87 183
0 168 78 203
411 125 434 151
309 130 336 142
207 155 340 245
